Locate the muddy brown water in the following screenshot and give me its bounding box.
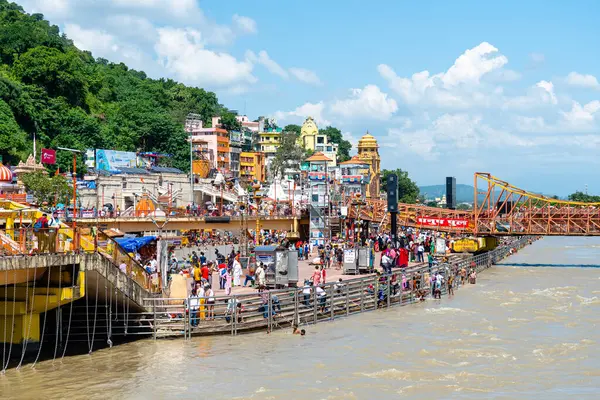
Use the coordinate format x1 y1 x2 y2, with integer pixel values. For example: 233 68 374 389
2 236 599 399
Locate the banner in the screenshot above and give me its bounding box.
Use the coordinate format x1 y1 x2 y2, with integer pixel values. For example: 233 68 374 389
416 217 469 228
41 148 56 164
95 149 137 172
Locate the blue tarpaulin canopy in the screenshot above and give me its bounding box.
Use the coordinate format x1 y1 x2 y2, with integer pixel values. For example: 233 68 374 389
115 236 156 253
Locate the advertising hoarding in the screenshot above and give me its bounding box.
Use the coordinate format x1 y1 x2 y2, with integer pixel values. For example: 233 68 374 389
95 149 137 172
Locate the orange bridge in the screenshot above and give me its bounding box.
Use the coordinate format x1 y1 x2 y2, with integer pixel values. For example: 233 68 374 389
348 172 600 236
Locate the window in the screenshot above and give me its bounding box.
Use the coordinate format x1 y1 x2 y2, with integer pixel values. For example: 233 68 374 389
327 146 332 152
317 137 325 144
316 146 323 151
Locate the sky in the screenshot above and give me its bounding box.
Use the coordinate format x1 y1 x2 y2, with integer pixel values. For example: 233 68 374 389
17 0 600 195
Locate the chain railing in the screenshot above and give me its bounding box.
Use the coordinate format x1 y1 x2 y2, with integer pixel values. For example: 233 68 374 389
145 236 538 339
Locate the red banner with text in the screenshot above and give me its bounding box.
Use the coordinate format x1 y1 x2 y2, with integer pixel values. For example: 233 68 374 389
416 217 469 228
41 148 56 164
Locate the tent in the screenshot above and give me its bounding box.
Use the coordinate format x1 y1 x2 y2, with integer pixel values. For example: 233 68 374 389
115 236 156 253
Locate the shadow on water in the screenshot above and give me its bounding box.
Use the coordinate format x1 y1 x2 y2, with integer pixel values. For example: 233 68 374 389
500 263 600 268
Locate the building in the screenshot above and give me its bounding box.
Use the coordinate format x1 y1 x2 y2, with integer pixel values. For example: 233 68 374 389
258 128 282 160
298 116 319 151
314 134 339 167
356 132 381 198
188 121 231 176
339 156 370 198
298 117 338 166
240 151 266 183
229 131 243 179
306 152 333 246
79 167 191 213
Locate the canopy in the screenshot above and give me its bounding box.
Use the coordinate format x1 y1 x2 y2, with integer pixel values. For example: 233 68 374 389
115 236 156 253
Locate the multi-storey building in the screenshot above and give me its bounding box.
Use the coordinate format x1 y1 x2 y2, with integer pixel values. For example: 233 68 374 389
258 128 282 163
298 116 338 167
188 120 231 176
240 152 266 183
339 156 370 199
229 130 242 179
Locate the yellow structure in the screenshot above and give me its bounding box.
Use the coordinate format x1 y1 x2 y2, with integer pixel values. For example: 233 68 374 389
357 132 381 198
258 129 282 157
298 116 319 151
240 152 266 182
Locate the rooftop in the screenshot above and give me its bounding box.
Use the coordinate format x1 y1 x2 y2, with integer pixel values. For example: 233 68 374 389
305 152 332 162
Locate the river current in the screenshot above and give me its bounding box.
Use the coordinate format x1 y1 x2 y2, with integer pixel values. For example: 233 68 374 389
2 236 599 399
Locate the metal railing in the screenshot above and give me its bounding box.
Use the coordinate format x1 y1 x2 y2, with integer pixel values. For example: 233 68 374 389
0 226 161 294
144 236 538 339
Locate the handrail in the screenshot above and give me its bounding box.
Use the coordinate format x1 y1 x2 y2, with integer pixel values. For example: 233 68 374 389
145 236 538 338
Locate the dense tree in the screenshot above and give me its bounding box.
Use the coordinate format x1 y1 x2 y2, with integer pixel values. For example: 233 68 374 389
21 171 71 206
0 99 27 163
283 124 301 136
319 126 351 162
270 133 305 180
219 110 242 132
380 169 420 204
0 3 228 174
568 191 600 202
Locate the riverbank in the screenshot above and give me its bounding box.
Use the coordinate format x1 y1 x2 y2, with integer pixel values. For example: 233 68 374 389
148 237 539 338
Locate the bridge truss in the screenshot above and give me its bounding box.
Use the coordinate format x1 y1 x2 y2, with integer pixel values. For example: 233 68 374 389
474 173 600 236
345 173 600 236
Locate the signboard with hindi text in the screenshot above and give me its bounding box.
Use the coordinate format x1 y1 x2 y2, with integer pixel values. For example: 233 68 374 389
417 217 469 229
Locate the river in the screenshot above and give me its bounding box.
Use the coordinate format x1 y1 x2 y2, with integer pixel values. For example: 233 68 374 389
2 236 599 399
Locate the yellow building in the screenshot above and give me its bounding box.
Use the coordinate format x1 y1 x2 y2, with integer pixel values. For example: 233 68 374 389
357 132 381 198
298 116 319 150
240 151 266 182
258 129 282 157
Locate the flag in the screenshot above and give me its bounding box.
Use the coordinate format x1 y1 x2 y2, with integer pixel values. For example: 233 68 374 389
41 148 56 164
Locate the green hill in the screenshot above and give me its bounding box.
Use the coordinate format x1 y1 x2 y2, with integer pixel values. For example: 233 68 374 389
0 0 232 172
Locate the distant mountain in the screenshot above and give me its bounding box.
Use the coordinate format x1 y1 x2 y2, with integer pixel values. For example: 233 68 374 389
419 184 560 203
419 184 475 203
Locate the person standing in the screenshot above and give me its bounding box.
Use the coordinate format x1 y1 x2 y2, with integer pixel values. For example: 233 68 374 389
34 213 49 253
255 262 266 291
48 212 61 253
232 256 242 287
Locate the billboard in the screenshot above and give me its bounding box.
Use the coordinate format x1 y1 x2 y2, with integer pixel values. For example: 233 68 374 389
95 150 137 172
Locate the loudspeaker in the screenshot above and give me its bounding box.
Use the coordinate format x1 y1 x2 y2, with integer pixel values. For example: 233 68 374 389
387 174 398 213
446 177 456 210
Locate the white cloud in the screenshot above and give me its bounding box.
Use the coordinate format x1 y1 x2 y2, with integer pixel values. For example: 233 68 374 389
232 14 257 34
110 0 198 17
442 42 508 87
560 100 600 129
245 50 288 79
273 102 330 126
378 42 509 108
330 85 398 120
535 80 558 105
503 80 559 109
155 27 255 86
18 0 71 18
64 23 143 64
565 72 600 90
289 68 322 85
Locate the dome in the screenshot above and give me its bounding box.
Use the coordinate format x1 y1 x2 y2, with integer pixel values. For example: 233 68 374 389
358 131 379 149
0 163 13 182
301 116 319 137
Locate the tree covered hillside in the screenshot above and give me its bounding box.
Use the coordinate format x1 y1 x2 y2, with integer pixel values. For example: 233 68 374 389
0 1 231 172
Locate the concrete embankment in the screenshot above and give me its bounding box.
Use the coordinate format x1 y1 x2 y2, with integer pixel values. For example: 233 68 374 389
146 236 539 338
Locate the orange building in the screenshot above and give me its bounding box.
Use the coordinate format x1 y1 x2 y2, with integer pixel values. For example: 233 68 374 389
240 151 266 182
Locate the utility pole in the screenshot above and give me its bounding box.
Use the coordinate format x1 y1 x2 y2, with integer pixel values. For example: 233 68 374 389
185 113 202 206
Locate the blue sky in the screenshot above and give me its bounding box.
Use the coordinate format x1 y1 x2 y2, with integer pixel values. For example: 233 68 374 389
18 0 600 195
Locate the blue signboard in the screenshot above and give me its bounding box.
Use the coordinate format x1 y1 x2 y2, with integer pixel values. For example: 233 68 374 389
96 150 137 172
